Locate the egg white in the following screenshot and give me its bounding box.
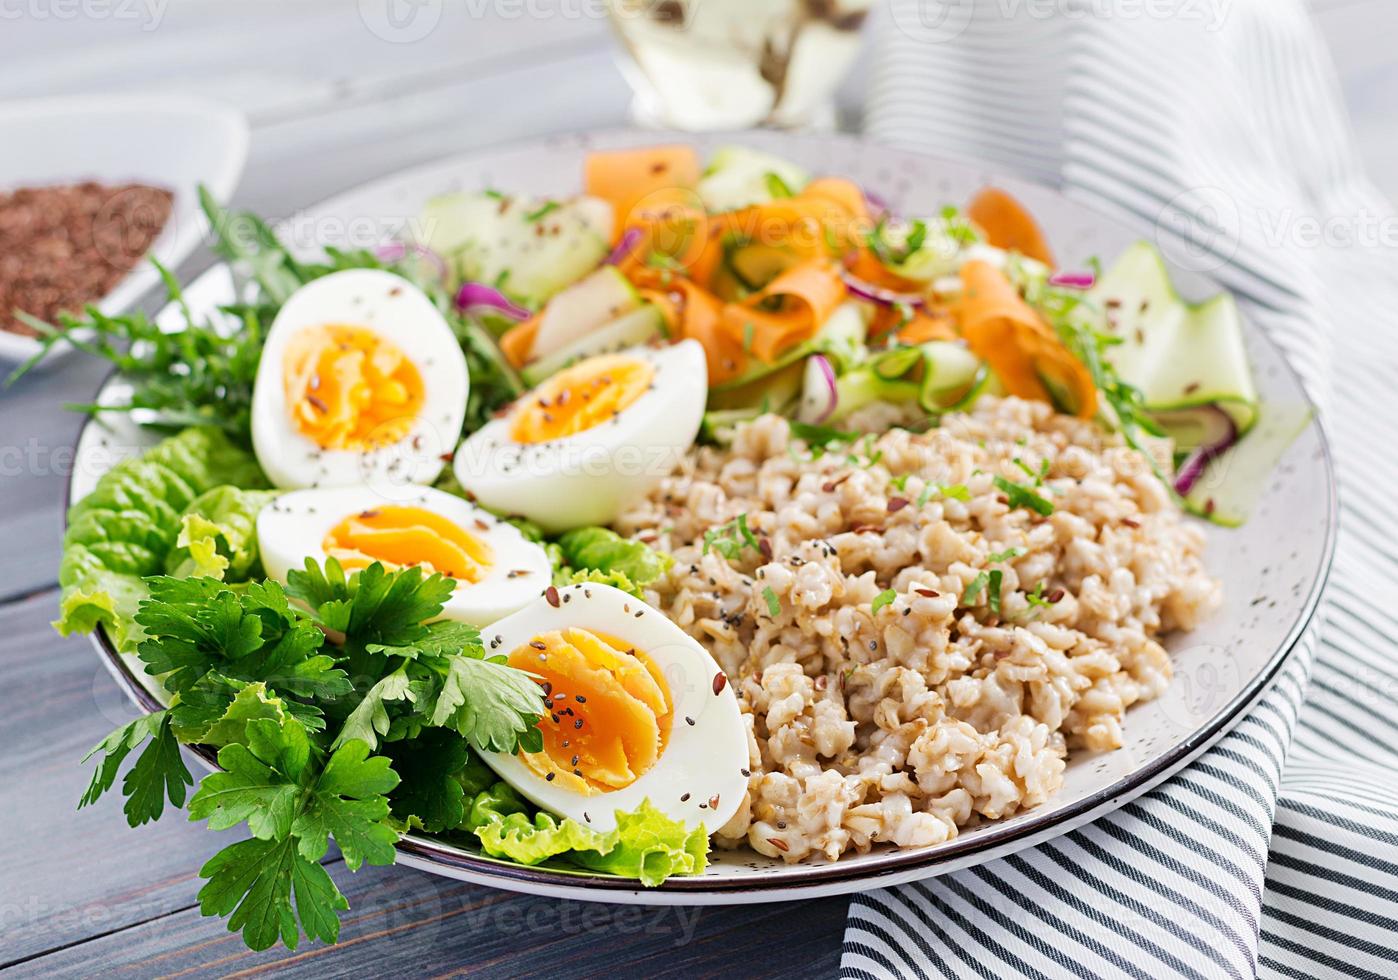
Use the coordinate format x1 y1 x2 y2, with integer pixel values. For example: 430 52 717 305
478 582 748 834
256 485 551 627
250 268 468 494
453 340 707 533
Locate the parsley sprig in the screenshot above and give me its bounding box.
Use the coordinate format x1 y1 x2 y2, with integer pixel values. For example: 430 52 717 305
78 559 544 951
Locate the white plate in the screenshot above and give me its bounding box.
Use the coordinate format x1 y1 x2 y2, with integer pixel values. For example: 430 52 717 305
68 130 1335 905
0 94 249 364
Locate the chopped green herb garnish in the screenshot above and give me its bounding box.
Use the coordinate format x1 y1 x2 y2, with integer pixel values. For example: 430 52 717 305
762 586 782 618
524 200 561 223
889 474 912 492
1026 580 1052 608
871 589 897 614
993 475 1055 516
917 483 971 507
987 569 1005 616
702 513 762 560
963 572 989 605
987 547 1026 563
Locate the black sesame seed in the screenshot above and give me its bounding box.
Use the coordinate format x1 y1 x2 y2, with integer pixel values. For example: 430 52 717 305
545 772 555 781
574 718 584 729
685 716 695 726
680 793 691 802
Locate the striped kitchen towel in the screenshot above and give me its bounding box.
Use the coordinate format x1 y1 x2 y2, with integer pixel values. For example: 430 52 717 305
846 2 1398 977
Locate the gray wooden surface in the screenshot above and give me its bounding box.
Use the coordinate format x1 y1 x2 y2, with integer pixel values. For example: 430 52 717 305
0 0 1392 975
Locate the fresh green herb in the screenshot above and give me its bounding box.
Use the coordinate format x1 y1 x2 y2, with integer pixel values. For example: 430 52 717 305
761 586 782 618
941 205 978 247
703 513 762 561
788 420 855 459
764 171 794 199
1026 580 1052 609
987 569 1005 616
904 219 928 255
482 189 506 201
78 560 548 951
993 475 1055 516
889 474 912 492
524 200 561 223
963 572 989 605
916 482 971 508
871 589 898 615
987 546 1026 563
962 570 1004 614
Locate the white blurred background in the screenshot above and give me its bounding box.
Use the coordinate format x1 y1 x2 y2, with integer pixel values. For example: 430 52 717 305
2 0 1392 213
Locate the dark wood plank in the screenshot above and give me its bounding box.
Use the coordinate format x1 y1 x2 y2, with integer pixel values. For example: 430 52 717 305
13 872 847 979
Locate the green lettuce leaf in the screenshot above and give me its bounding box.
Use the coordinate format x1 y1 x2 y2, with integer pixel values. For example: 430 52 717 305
166 486 277 580
568 800 709 887
57 428 268 652
465 782 708 887
554 527 672 599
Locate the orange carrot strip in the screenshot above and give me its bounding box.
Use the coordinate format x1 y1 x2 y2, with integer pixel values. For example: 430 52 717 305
894 309 958 346
720 261 847 366
956 259 1095 417
966 187 1056 267
673 280 748 385
584 146 701 242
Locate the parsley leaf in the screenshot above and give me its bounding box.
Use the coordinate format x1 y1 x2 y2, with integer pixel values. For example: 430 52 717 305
79 710 193 827
427 653 545 754
197 836 347 952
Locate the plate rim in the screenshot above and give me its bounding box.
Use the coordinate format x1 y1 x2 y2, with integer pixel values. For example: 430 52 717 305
67 127 1339 901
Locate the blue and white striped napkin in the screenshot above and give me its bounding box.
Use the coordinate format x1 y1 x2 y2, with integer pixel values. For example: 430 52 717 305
846 2 1398 977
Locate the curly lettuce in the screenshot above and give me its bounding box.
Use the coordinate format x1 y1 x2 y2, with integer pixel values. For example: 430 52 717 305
553 527 672 600
463 781 707 886
57 427 269 651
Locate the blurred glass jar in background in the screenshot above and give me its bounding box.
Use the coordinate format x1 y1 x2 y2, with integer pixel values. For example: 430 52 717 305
607 0 872 131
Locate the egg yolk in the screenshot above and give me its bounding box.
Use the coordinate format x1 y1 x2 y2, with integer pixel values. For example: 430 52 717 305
323 505 492 582
508 628 672 793
509 354 654 444
284 324 425 450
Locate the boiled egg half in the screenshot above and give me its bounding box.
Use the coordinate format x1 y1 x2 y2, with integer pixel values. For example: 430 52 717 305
257 485 551 627
454 340 706 533
250 268 468 492
478 582 747 833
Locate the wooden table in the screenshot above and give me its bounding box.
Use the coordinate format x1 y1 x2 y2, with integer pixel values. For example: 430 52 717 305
0 1 1391 975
